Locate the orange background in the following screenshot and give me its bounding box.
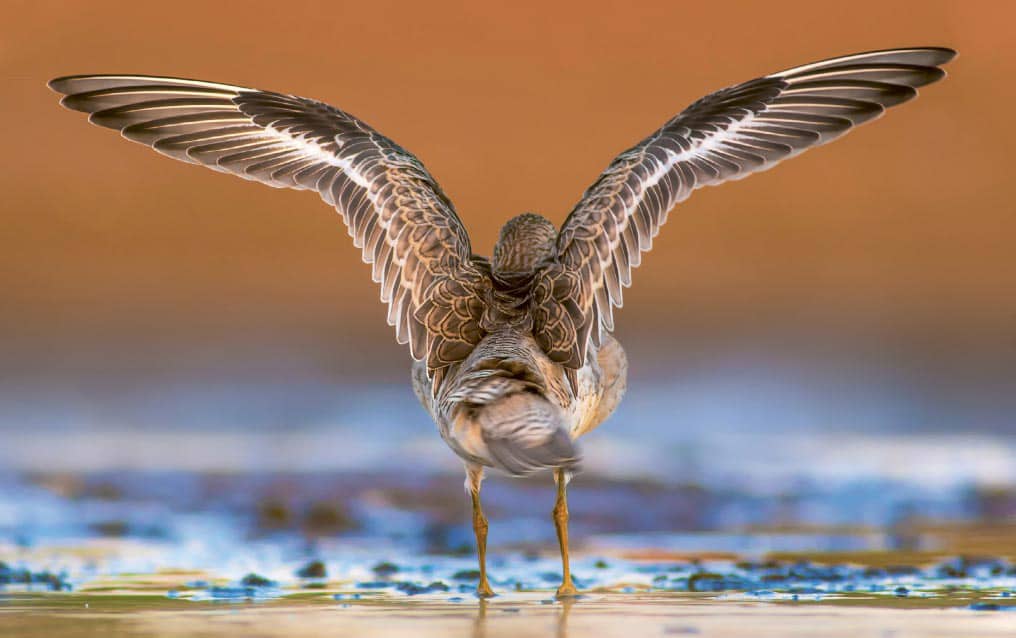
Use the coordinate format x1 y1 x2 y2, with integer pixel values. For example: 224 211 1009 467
1 1 1013 425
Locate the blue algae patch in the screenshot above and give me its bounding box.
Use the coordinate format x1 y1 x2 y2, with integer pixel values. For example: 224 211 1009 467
239 573 275 587
968 602 1016 612
936 556 1012 579
0 562 71 591
295 560 327 579
394 581 450 595
174 573 285 602
687 572 755 592
451 569 482 581
192 585 284 602
332 593 362 601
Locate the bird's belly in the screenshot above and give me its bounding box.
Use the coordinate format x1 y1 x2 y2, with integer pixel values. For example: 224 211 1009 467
553 334 629 439
563 367 603 437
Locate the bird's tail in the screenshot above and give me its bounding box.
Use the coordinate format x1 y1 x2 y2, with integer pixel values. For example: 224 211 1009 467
447 367 579 477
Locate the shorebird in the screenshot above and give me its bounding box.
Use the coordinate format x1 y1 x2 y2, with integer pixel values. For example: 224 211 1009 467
51 46 954 597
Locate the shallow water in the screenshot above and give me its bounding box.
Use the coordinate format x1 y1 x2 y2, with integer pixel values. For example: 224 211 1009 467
3 470 1016 636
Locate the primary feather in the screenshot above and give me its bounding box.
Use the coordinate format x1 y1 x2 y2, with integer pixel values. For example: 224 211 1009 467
48 74 491 377
533 47 955 370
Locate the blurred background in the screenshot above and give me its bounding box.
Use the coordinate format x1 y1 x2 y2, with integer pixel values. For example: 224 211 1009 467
1 1 1014 551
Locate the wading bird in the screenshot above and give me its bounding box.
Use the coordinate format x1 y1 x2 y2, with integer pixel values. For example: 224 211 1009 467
50 46 954 597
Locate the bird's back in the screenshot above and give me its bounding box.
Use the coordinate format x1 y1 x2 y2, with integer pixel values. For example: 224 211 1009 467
408 211 630 475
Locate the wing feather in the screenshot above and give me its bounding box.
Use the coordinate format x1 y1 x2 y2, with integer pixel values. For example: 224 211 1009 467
50 74 491 375
533 47 955 368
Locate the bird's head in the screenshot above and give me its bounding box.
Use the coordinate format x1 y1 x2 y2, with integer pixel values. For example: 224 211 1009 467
492 213 558 277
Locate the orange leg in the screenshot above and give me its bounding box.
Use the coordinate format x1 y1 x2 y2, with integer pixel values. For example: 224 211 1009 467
467 465 495 597
553 468 578 597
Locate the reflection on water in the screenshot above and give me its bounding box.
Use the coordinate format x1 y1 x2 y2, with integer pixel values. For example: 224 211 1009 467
468 598 573 638
3 592 1016 638
556 597 574 638
472 598 488 638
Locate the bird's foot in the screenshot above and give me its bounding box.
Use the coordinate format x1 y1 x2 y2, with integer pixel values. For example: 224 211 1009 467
476 579 496 598
555 580 579 599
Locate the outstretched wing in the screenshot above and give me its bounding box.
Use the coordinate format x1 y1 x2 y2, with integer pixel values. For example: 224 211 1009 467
532 47 956 368
49 75 491 374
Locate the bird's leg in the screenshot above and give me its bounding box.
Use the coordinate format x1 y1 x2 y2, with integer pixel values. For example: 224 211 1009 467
553 468 578 597
466 464 495 598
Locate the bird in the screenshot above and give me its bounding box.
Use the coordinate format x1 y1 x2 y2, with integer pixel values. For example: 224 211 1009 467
50 46 954 598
